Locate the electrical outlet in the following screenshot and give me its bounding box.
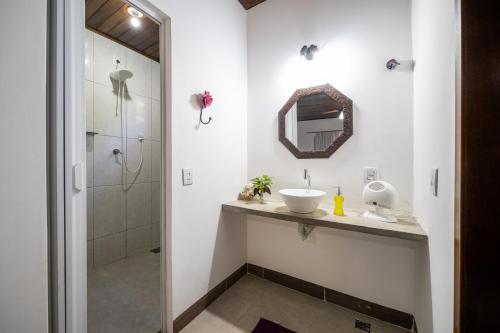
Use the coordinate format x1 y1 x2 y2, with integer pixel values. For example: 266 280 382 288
182 168 193 186
364 167 378 184
430 168 438 196
355 319 371 332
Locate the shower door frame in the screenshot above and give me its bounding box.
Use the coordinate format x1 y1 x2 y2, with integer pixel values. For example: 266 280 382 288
48 0 173 332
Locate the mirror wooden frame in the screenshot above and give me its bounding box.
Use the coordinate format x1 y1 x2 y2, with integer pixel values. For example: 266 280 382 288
278 83 353 159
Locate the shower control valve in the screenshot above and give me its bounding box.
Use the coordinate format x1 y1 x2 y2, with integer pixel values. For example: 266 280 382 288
113 148 122 155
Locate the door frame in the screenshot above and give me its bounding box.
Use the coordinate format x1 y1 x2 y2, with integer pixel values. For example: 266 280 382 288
454 0 500 331
47 0 173 332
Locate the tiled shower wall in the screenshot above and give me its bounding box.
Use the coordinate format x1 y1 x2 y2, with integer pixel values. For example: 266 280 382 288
85 29 161 269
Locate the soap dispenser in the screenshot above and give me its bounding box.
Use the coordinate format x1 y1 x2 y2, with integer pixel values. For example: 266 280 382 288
332 186 345 216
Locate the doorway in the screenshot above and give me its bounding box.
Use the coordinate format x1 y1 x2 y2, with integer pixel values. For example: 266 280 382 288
47 0 172 332
85 1 162 331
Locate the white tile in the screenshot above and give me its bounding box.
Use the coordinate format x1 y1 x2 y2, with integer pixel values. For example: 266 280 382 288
151 223 160 249
126 225 151 256
151 181 160 223
85 81 94 131
151 99 161 142
94 135 123 186
126 92 151 140
85 30 93 81
86 135 94 187
93 33 126 87
126 182 151 229
94 232 126 267
126 138 151 184
151 141 161 182
93 185 126 238
126 49 151 97
87 240 94 270
87 188 93 241
151 60 160 101
94 83 122 137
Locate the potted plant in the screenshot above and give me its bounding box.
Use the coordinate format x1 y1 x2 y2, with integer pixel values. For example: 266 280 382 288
251 175 273 203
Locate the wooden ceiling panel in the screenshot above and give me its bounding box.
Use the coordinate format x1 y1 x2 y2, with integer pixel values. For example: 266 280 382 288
239 0 267 10
118 19 156 43
85 0 108 20
86 0 160 62
97 5 128 33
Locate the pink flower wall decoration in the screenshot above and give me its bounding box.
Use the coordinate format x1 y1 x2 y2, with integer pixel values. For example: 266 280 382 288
198 90 213 125
201 91 213 109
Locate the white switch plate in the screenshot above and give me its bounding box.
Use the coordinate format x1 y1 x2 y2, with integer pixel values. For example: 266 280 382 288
73 163 83 192
182 168 193 186
364 167 378 184
430 168 438 196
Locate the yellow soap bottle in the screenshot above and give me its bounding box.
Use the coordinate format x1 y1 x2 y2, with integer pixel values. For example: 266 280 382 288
332 186 345 216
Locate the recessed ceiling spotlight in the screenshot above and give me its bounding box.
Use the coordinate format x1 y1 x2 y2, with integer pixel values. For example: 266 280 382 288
127 7 143 28
130 17 141 28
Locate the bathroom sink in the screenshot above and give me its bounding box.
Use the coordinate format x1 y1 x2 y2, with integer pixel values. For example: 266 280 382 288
279 189 327 214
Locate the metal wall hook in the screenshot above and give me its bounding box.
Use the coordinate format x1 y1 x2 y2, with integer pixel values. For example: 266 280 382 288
386 58 401 70
200 108 212 125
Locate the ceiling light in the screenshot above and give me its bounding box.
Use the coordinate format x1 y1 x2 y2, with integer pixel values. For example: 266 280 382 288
130 17 141 28
127 7 143 28
127 7 144 18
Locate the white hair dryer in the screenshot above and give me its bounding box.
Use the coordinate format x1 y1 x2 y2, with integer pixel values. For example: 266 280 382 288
362 181 399 223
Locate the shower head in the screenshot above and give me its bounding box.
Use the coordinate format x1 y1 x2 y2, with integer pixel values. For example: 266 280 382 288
110 69 133 82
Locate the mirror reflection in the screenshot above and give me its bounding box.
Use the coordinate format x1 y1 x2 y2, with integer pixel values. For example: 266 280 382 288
285 92 345 152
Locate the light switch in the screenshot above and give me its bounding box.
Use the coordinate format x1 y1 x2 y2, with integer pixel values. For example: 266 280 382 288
73 163 83 192
364 167 378 184
430 168 438 196
182 168 193 186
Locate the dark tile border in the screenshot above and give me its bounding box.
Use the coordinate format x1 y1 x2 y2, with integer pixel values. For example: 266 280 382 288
174 263 415 332
173 263 247 333
325 288 414 330
249 263 415 331
247 263 264 277
263 268 324 300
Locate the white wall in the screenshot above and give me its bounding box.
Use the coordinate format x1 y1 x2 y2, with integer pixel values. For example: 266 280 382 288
147 0 248 318
0 1 49 332
248 0 414 209
412 0 456 332
247 0 417 314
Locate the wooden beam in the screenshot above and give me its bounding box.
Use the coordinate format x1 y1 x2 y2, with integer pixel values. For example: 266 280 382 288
238 0 267 10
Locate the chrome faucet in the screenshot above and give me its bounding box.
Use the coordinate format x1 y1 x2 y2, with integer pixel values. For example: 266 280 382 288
304 169 311 190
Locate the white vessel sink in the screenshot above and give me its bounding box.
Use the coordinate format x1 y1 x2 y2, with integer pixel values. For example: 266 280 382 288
279 189 327 214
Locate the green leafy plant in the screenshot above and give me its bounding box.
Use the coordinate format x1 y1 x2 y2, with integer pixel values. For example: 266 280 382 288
252 175 273 201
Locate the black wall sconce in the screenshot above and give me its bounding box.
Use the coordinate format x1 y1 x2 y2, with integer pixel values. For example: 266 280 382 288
300 44 319 60
386 58 401 70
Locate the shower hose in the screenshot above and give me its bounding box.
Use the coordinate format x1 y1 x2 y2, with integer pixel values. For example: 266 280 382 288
116 80 144 176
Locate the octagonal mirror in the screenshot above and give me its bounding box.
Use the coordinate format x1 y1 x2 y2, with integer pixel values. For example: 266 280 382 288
278 84 353 159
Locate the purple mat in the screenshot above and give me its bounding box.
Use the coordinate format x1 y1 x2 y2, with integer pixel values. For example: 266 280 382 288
252 318 297 333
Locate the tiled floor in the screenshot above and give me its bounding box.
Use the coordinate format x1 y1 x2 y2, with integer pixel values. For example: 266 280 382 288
181 274 410 333
87 251 161 333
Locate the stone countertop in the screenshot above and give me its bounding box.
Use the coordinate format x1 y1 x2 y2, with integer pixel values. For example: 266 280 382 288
222 200 427 242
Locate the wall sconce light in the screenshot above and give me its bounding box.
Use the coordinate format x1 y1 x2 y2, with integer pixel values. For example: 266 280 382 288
300 45 319 60
386 58 401 70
